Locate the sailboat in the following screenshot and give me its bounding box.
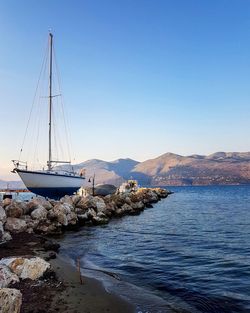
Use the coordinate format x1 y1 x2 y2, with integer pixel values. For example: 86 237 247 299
12 33 85 198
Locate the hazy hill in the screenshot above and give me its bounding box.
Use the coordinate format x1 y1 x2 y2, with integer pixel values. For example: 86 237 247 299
57 158 139 186
2 152 250 187
70 152 250 186
132 152 250 186
0 179 25 189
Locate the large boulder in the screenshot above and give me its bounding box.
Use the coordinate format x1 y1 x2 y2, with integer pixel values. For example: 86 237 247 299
76 196 93 210
66 212 78 225
87 208 97 219
131 201 145 210
109 194 126 208
60 195 74 206
77 212 90 222
5 204 23 218
2 198 12 208
0 288 22 313
0 257 50 280
4 218 27 233
153 188 170 198
31 205 48 220
86 184 117 196
21 215 39 231
92 215 109 225
36 221 61 235
0 265 19 288
0 206 7 223
48 203 76 226
121 203 133 214
145 189 159 203
27 198 52 213
71 195 81 206
93 197 106 212
14 201 28 215
76 195 106 212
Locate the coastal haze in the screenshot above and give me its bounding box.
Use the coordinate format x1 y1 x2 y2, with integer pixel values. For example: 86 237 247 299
2 151 250 188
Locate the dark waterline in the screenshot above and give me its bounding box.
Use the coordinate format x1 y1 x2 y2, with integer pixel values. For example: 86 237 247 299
59 185 250 313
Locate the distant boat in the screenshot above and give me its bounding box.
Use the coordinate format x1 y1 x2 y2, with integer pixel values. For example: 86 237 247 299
12 33 85 198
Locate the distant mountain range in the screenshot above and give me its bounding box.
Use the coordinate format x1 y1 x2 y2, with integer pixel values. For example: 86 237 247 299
0 179 25 189
59 151 250 186
2 152 250 188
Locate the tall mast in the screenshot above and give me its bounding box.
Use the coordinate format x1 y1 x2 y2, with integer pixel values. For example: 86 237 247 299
48 32 53 171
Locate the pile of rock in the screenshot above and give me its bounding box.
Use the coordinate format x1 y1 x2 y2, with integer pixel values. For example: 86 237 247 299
0 187 171 312
0 256 51 313
0 187 170 240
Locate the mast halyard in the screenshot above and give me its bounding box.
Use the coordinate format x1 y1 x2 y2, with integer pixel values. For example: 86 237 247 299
48 32 53 171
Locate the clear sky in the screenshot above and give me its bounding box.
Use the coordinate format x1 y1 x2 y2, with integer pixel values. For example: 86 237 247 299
0 0 250 179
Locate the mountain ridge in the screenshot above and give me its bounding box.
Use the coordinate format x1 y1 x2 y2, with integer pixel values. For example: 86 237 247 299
2 152 250 187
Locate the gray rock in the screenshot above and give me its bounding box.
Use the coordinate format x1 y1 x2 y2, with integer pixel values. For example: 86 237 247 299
0 206 7 223
31 205 48 220
5 204 23 218
66 212 78 225
56 213 68 226
21 215 39 230
131 201 145 210
0 264 19 288
4 218 27 233
0 222 12 243
14 201 28 215
77 212 89 222
87 208 97 219
27 198 52 213
92 216 109 225
0 288 22 313
72 195 81 206
60 195 74 206
121 203 133 213
94 197 106 212
48 203 71 226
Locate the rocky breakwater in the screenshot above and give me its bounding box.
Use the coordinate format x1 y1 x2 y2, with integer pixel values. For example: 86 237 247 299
0 188 170 239
0 187 170 312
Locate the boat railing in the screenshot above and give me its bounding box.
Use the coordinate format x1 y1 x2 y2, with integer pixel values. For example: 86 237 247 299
12 160 28 171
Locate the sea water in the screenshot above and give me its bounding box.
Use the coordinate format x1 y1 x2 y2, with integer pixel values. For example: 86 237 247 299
58 186 250 312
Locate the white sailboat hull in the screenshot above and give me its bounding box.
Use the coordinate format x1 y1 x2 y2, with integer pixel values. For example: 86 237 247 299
16 169 85 198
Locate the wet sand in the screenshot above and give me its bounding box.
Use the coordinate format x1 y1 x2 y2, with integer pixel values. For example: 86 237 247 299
50 256 135 313
0 233 135 313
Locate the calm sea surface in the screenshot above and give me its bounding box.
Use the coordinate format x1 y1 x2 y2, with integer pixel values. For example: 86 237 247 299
58 186 250 313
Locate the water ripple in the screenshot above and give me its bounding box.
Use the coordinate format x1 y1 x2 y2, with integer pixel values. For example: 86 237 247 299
59 185 250 313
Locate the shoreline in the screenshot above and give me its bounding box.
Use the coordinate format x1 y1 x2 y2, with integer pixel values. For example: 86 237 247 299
50 254 135 313
0 232 135 313
0 188 171 312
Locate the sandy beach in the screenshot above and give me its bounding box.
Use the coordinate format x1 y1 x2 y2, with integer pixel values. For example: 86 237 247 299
0 232 135 313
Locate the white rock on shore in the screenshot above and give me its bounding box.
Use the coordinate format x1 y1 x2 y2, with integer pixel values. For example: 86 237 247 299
0 257 50 280
0 265 19 288
0 288 22 313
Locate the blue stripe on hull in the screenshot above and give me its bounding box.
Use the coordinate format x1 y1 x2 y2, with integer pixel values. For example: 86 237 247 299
28 187 79 199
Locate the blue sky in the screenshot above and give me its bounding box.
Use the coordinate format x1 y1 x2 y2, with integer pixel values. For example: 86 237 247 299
0 0 250 179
